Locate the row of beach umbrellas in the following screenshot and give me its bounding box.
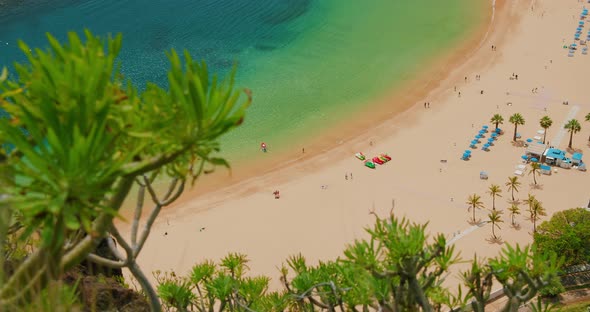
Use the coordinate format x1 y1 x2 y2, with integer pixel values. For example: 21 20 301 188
463 126 502 160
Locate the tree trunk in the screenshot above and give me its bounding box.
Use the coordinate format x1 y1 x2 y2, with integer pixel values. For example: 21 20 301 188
493 196 496 210
569 131 574 148
513 125 518 141
533 171 537 185
511 190 515 201
473 208 476 223
543 131 547 144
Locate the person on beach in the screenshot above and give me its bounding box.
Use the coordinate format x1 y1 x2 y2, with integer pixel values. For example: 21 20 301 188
345 173 348 180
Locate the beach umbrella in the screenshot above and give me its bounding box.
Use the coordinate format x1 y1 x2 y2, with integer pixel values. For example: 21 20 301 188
478 129 486 134
526 138 533 143
471 139 478 144
482 125 488 129
484 143 490 147
495 128 502 133
488 137 494 142
521 155 529 160
465 150 472 154
476 134 483 139
573 43 578 47
579 21 584 25
531 157 539 162
491 133 498 138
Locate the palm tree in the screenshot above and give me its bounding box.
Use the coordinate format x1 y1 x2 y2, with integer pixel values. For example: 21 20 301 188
564 119 582 148
529 162 541 185
488 210 503 239
490 114 504 130
508 204 520 226
539 116 552 144
487 184 502 211
509 113 525 141
505 176 521 202
524 194 537 220
530 199 547 233
466 194 485 223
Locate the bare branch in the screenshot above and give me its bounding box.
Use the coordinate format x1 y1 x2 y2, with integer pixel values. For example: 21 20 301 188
131 184 146 246
128 261 162 312
106 235 125 260
135 179 185 256
86 253 125 269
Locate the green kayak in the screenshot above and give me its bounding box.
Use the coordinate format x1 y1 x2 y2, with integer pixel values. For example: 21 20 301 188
365 161 376 169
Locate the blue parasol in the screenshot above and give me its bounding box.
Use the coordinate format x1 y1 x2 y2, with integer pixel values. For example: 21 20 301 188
526 138 533 142
531 157 539 162
521 155 529 160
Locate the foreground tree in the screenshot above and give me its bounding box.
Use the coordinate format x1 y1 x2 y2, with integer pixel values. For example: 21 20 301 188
564 119 582 149
505 176 521 202
539 116 552 144
467 194 485 223
534 208 590 268
509 113 525 142
491 114 504 130
0 31 251 310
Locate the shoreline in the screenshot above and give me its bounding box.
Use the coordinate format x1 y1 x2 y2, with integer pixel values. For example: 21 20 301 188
160 0 499 210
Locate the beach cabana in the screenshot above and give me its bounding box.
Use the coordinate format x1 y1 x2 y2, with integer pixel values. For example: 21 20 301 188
525 143 547 161
480 171 488 180
543 148 566 166
572 152 583 165
540 164 552 175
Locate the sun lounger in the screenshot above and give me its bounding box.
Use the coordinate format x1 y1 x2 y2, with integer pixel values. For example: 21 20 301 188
516 164 526 170
514 170 524 176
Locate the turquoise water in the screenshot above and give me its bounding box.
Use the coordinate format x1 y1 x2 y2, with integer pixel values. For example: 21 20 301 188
0 0 485 162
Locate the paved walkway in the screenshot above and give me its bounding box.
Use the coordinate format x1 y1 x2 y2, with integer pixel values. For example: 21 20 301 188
446 221 489 246
550 105 580 147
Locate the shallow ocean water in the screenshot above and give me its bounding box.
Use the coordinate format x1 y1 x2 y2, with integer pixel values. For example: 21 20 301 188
0 0 485 160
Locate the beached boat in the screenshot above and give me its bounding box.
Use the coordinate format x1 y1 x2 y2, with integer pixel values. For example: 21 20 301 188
364 161 376 169
380 154 392 161
355 152 366 160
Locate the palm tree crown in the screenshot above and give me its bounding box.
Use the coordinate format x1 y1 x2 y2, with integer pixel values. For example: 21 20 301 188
488 210 503 239
564 119 581 148
508 204 520 226
487 184 502 211
539 116 552 144
505 176 521 202
466 194 484 223
509 113 525 141
491 114 504 130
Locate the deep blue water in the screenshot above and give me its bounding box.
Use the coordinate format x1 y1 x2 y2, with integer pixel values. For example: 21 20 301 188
0 0 312 87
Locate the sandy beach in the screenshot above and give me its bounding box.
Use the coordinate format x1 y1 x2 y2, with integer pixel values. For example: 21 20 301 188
120 0 590 294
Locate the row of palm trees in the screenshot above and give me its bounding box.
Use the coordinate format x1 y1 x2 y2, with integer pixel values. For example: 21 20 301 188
490 112 590 148
466 176 547 239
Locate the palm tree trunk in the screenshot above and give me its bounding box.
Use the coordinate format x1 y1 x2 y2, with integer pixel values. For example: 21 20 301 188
491 223 495 238
511 190 514 201
513 125 518 141
543 132 547 144
533 171 537 185
472 207 476 222
569 131 574 148
511 214 514 226
492 197 496 210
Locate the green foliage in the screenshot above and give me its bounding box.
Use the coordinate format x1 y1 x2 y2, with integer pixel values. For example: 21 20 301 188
0 30 250 307
534 208 590 268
